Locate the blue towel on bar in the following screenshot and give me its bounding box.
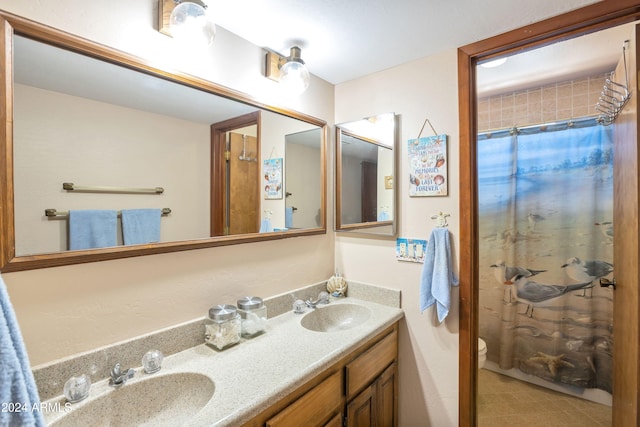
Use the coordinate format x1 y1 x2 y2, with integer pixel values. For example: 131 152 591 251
69 210 118 250
420 227 459 322
121 209 161 245
0 274 45 427
285 207 294 228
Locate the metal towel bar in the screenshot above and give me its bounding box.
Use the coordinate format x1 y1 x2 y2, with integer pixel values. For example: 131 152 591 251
45 208 171 219
63 182 164 194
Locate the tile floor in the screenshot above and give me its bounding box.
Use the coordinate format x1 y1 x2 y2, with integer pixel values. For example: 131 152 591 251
478 369 611 426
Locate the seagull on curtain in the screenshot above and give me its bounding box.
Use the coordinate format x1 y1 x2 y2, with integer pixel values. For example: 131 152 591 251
561 257 613 296
513 274 593 317
490 260 546 284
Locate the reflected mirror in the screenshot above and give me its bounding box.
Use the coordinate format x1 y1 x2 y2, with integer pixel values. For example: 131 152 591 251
335 113 397 236
1 14 326 271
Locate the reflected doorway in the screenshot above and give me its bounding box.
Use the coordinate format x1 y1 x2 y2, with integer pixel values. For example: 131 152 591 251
210 111 260 236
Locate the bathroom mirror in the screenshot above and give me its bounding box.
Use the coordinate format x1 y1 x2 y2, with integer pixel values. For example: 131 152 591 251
0 13 326 272
335 113 397 236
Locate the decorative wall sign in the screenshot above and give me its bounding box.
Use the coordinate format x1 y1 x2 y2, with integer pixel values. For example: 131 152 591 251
408 134 448 196
396 238 427 263
263 158 283 199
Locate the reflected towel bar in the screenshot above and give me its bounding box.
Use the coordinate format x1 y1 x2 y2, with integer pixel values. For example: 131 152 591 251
45 208 171 219
63 182 164 194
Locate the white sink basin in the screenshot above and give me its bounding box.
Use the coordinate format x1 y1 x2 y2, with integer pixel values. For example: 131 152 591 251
49 372 214 427
300 303 371 332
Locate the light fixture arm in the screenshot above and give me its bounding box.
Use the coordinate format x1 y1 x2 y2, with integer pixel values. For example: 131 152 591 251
284 46 305 67
265 46 306 79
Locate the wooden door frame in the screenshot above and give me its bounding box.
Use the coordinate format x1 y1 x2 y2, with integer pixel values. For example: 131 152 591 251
457 2 640 425
210 111 261 236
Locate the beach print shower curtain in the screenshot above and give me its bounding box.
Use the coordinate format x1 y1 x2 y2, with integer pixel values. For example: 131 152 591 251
478 118 614 392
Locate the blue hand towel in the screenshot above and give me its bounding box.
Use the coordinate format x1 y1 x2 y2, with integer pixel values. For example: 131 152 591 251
69 210 118 250
121 209 161 245
285 207 294 228
259 218 273 233
0 274 45 427
420 227 459 322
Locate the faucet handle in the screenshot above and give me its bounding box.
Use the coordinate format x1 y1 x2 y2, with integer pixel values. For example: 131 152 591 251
63 374 91 403
142 350 164 374
317 291 330 304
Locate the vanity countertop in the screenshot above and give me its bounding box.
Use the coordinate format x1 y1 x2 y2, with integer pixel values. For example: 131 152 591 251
184 297 403 426
44 296 403 426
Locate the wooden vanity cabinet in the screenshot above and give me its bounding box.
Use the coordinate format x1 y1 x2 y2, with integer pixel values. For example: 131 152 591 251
345 328 398 427
346 362 398 427
242 323 398 427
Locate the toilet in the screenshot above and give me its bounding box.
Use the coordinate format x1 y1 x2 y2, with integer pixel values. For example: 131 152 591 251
478 338 487 369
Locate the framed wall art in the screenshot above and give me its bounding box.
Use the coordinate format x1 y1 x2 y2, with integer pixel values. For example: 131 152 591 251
407 134 448 196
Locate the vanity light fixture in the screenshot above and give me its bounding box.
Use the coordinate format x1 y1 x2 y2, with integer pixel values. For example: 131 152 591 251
265 46 311 95
158 0 216 47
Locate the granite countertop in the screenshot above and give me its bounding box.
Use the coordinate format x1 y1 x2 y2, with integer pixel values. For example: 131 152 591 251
43 295 404 426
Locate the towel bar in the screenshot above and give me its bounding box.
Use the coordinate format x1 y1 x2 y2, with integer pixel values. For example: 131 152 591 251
45 208 171 219
63 183 164 194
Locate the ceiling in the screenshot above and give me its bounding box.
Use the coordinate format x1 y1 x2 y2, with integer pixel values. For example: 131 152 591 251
476 22 636 96
208 0 602 85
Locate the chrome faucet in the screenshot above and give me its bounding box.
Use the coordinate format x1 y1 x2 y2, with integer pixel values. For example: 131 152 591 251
109 363 135 387
305 291 330 309
305 297 319 309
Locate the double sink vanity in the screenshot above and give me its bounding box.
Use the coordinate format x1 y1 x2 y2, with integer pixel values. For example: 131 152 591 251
36 282 403 426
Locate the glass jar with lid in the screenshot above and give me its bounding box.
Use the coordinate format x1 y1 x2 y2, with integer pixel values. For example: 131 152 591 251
237 296 267 338
205 304 241 350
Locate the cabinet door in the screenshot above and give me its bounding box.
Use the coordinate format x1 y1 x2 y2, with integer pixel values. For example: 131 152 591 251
266 371 343 427
324 413 342 427
376 362 398 427
346 383 375 427
345 330 397 400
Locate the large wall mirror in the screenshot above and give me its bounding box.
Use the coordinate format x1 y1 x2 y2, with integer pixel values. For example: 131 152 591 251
335 113 397 236
0 13 326 272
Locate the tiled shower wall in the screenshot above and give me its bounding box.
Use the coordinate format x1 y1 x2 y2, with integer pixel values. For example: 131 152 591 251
477 73 611 132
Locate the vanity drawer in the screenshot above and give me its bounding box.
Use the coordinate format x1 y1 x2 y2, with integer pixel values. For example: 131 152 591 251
266 370 343 427
345 329 397 400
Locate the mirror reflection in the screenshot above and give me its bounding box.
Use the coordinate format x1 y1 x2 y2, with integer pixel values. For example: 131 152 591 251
9 33 325 261
335 113 397 236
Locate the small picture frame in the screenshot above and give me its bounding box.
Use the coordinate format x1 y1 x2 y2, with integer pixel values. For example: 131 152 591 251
396 238 427 263
263 158 283 199
384 175 393 189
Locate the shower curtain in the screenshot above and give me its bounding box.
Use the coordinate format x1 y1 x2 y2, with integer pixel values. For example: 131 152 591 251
478 117 614 392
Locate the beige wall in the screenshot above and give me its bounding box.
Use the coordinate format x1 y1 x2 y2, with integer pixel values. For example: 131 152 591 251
335 50 461 425
1 0 335 367
14 84 211 254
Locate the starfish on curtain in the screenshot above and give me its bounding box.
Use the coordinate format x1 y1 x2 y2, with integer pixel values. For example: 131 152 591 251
527 352 575 376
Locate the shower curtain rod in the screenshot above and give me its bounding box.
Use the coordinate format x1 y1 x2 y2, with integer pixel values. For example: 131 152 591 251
478 115 600 140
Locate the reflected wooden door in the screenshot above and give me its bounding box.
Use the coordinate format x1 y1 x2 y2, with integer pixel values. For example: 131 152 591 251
228 132 259 234
612 23 640 426
361 161 377 222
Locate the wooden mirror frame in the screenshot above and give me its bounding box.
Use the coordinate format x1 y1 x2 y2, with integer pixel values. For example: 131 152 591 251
334 113 398 236
457 1 640 425
0 12 327 272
